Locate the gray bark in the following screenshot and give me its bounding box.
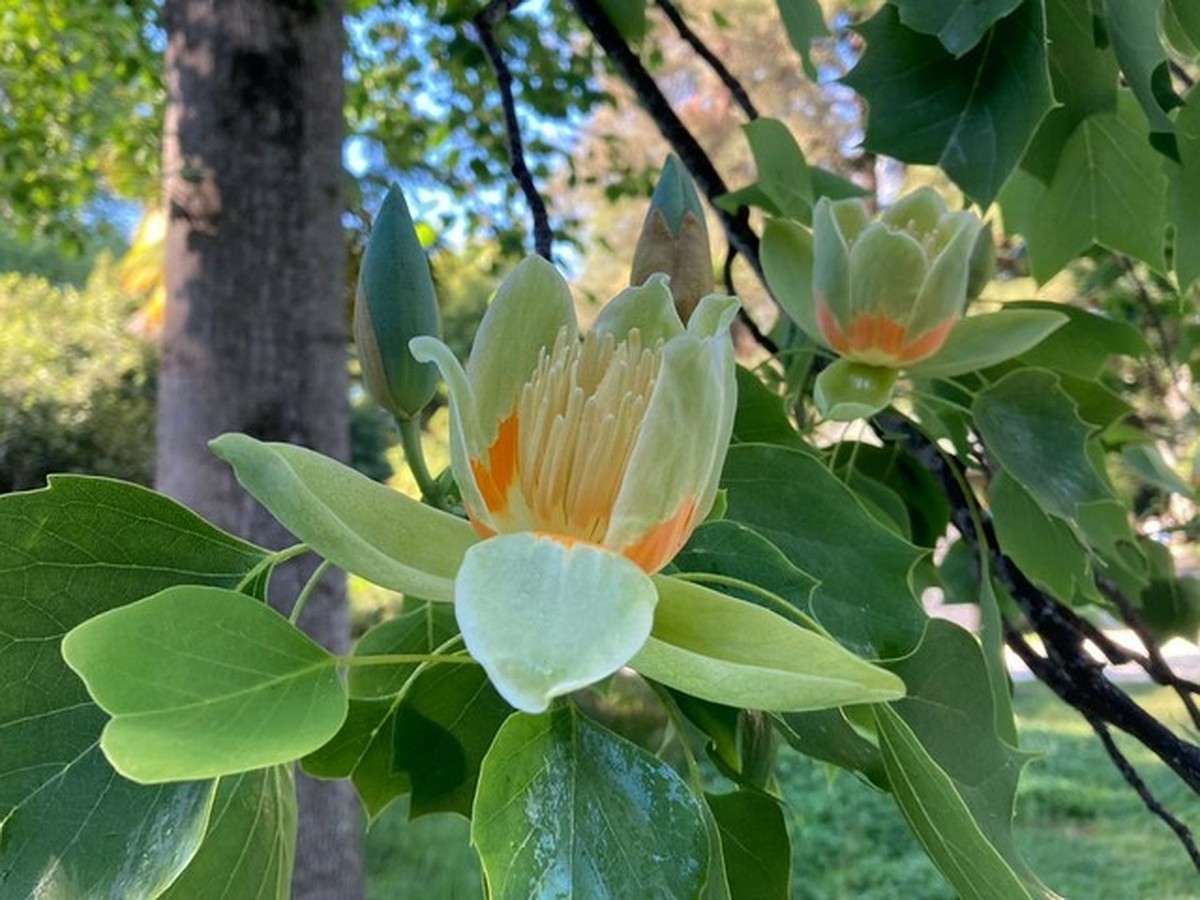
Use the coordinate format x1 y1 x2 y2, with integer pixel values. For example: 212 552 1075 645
159 1 363 897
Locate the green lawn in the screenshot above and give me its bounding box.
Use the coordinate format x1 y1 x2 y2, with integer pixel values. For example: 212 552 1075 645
363 683 1200 898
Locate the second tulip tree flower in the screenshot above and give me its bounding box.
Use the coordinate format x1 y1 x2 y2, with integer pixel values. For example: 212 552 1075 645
411 258 738 712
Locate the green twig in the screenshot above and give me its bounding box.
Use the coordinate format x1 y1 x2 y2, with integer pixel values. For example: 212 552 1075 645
340 651 476 667
397 416 441 504
290 559 333 624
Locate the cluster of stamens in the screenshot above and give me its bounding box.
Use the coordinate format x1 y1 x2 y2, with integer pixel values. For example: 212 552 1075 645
515 327 660 543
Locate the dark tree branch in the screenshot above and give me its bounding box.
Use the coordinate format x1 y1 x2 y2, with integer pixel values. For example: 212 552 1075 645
473 1 553 260
653 0 759 120
569 0 766 288
879 412 1200 803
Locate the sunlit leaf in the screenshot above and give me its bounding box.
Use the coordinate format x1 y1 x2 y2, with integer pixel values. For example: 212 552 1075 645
0 476 267 897
63 586 347 782
1026 93 1169 282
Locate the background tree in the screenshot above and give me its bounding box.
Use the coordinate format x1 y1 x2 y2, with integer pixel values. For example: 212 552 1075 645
156 1 362 897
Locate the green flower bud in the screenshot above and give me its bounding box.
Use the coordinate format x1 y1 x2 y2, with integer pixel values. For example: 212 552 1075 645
354 185 442 421
813 188 983 367
630 154 713 323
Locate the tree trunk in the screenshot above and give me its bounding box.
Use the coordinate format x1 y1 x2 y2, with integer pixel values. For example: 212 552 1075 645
159 2 363 897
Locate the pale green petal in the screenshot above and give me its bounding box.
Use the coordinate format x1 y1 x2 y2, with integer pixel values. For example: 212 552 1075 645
880 186 946 233
455 533 657 713
814 358 897 422
605 327 736 564
685 293 739 340
467 255 577 445
846 224 928 323
762 217 821 344
812 198 854 321
409 336 490 527
907 212 981 337
591 273 686 345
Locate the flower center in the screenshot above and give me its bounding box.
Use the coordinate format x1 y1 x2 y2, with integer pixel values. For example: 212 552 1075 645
513 327 660 543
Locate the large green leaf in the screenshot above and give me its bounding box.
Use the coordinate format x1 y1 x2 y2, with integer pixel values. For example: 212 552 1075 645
393 664 512 819
881 620 1045 898
715 118 813 221
211 433 477 602
876 706 1032 900
63 585 348 782
973 368 1113 525
1104 0 1181 150
843 2 1053 207
1169 89 1200 291
160 767 296 900
773 708 888 789
1021 0 1120 182
0 476 267 897
1027 92 1169 281
891 0 1022 57
472 706 709 899
705 791 791 900
720 444 926 657
301 697 408 820
731 364 810 450
633 576 905 710
989 472 1101 605
1007 301 1150 379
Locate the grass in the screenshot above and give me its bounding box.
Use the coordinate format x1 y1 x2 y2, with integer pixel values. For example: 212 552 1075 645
363 683 1200 898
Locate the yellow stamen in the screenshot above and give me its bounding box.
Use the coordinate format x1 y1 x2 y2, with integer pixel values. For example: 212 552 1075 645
513 327 661 543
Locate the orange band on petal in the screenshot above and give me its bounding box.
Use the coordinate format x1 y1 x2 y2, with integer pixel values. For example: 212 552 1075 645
894 318 954 364
622 498 698 574
471 412 520 516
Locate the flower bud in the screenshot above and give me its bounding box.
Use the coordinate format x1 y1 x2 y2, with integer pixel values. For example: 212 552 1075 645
354 185 442 421
630 154 713 323
813 187 983 368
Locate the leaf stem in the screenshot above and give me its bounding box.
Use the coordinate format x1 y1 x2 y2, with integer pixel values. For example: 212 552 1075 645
234 542 309 593
340 651 477 668
290 559 332 624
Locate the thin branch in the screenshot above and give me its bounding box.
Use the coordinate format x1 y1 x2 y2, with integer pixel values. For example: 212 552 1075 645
570 0 766 287
1006 627 1200 875
653 0 759 120
879 412 1200 798
722 243 737 296
473 0 553 259
1099 577 1200 732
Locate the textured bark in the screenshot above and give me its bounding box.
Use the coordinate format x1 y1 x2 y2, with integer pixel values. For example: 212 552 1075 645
160 1 363 897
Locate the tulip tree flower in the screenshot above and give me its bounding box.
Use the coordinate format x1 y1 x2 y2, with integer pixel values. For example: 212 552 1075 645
411 258 739 712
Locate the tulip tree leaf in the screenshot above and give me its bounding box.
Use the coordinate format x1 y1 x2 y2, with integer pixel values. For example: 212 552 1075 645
1021 0 1120 182
1006 301 1150 379
0 476 268 898
393 664 512 819
720 444 926 657
1161 0 1200 61
890 0 1022 57
706 791 791 900
880 620 1044 899
1026 93 1169 282
159 767 296 900
906 310 1068 380
989 472 1101 605
1169 90 1200 292
1103 0 1181 153
716 118 813 221
1121 444 1195 498
773 708 888 789
63 585 348 782
876 706 1032 900
732 364 810 450
211 433 477 602
302 697 408 820
775 0 827 78
843 2 1052 207
633 576 905 710
973 368 1113 525
472 706 708 900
